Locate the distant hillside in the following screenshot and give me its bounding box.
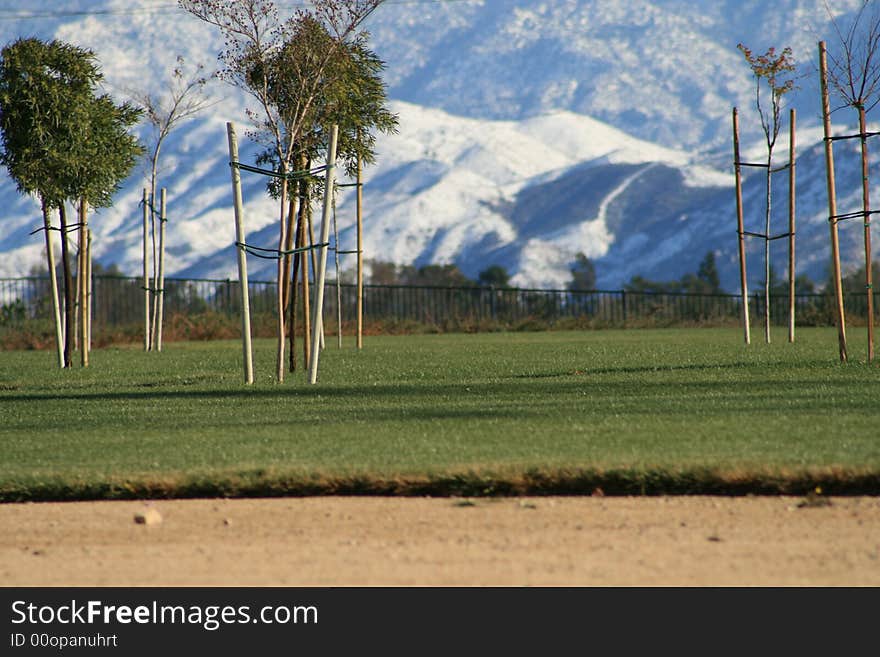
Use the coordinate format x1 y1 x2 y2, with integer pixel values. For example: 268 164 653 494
0 0 876 292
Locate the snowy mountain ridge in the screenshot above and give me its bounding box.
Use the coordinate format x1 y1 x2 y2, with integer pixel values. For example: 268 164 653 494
0 0 876 292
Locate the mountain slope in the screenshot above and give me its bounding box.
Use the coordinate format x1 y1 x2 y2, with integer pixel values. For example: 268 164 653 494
0 0 877 295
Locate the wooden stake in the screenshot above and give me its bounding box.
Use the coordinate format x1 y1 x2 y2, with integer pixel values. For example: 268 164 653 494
309 125 339 384
79 198 89 367
86 228 92 354
142 188 151 352
763 144 772 345
732 107 751 345
859 105 875 362
73 206 82 353
333 193 343 349
301 210 312 371
41 199 64 368
819 41 848 362
788 109 796 344
356 142 364 350
153 188 167 352
307 198 326 351
226 122 254 385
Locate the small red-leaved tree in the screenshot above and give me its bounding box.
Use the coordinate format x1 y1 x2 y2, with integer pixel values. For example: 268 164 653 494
737 43 796 344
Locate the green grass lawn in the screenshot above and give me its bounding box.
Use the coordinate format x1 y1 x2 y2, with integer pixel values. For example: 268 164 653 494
1 327 879 499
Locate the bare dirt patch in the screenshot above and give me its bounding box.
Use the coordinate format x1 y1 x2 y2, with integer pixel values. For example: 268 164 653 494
2 496 879 586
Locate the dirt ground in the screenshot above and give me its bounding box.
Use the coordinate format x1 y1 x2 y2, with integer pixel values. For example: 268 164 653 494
1 495 879 586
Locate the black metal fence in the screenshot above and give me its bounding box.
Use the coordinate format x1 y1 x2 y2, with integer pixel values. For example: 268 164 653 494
0 275 875 330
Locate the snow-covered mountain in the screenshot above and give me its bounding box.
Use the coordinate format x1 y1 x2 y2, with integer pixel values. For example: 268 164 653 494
0 0 877 293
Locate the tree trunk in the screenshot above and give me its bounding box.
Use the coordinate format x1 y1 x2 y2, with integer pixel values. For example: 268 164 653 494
275 172 289 383
41 199 64 369
57 203 74 367
289 174 305 373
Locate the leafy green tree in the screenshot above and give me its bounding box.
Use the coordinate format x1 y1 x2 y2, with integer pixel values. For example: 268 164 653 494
625 253 725 295
0 37 142 367
624 275 680 294
478 265 511 288
402 264 474 287
181 0 384 381
568 252 596 291
250 18 398 372
367 260 399 285
696 251 722 294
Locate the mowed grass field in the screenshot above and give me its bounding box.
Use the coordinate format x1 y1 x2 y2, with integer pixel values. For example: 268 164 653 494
1 327 879 500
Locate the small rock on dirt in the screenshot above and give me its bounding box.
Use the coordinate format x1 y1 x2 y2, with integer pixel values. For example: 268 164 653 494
134 507 162 526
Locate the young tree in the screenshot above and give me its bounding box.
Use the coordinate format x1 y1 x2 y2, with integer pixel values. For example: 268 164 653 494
0 38 142 368
180 0 384 382
823 0 880 362
73 92 143 366
253 22 398 370
130 56 214 352
738 43 796 344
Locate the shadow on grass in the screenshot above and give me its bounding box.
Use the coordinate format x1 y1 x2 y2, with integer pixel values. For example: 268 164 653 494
2 375 878 416
2 466 879 502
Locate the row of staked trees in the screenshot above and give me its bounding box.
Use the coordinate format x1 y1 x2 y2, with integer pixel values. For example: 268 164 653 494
0 38 142 369
737 1 880 360
180 0 398 382
0 0 398 380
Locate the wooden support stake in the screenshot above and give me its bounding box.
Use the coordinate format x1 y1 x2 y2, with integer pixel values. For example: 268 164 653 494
732 107 751 345
41 200 64 368
301 214 312 370
153 188 167 352
142 188 151 352
788 108 796 344
307 202 325 351
819 41 848 362
333 195 343 349
859 105 875 363
79 198 89 366
309 125 339 385
356 143 364 350
226 122 254 385
86 229 92 353
73 210 81 353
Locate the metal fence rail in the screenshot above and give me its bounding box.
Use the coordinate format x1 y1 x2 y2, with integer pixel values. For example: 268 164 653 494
1 275 875 329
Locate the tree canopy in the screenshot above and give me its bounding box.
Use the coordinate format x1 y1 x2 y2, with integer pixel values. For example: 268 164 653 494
0 37 142 208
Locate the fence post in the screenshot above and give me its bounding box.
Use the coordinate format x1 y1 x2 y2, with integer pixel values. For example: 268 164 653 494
621 290 627 325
